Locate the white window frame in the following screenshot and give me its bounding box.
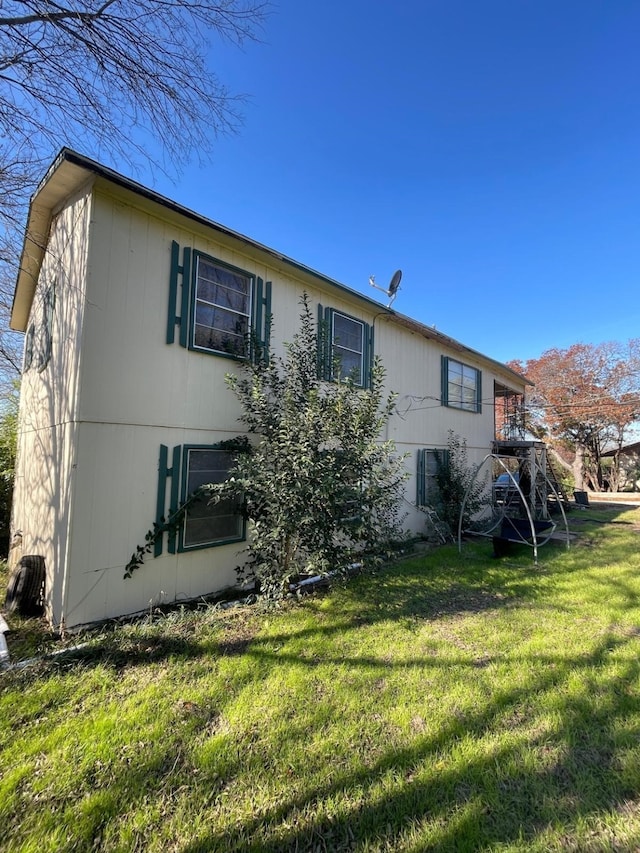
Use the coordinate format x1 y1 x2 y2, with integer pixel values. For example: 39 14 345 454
191 253 253 358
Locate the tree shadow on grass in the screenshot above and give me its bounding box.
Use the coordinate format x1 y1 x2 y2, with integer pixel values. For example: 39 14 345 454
178 632 640 852
1 542 532 677
10 628 636 852
5 517 640 851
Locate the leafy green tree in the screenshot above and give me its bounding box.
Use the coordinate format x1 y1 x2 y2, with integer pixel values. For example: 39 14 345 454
0 382 18 555
225 295 408 597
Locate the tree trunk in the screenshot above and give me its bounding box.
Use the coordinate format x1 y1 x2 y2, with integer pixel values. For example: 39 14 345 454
573 444 586 491
609 453 621 492
548 446 573 475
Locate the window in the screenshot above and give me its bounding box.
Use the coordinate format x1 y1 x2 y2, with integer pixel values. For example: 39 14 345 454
327 450 363 523
441 356 482 413
38 282 55 372
317 305 374 388
332 313 365 384
154 443 245 557
192 255 252 357
416 448 449 506
166 241 271 361
181 447 244 550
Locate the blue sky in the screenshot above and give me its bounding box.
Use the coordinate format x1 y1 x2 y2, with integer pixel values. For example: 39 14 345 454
144 1 640 365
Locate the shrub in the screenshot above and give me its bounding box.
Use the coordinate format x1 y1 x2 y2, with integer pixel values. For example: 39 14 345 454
425 431 488 541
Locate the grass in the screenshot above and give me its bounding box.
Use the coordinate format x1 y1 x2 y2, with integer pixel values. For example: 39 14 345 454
1 504 640 851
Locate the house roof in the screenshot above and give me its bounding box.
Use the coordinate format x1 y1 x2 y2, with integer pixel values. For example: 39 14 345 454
601 441 640 458
12 148 531 390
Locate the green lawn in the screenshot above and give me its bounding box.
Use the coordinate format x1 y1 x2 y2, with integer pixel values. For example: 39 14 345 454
2 505 640 852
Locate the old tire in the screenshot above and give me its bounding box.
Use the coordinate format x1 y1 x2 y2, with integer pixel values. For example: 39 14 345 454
4 555 45 617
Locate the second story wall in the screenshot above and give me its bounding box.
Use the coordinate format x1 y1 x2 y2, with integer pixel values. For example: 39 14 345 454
78 181 523 459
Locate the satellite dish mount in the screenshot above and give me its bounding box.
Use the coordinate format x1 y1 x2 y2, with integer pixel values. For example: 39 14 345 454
369 269 402 308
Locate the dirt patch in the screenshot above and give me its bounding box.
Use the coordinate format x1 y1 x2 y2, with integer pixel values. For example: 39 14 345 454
215 608 259 657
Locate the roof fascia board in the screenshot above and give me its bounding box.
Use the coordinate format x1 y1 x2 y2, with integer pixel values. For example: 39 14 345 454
66 150 386 313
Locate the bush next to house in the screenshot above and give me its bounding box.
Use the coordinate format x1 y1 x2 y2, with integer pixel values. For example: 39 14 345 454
225 294 408 597
424 430 488 541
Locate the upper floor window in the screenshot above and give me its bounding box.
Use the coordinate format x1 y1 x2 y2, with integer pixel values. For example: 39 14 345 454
166 241 271 361
332 312 365 384
441 356 482 413
193 255 252 357
318 304 374 389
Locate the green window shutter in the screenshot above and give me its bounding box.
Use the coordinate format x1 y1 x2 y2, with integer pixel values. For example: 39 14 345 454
317 303 324 378
476 369 482 413
254 278 263 342
154 444 182 556
441 356 449 406
416 448 426 506
166 241 191 347
166 243 179 344
252 277 263 362
154 445 169 557
325 307 333 380
316 305 333 380
251 278 272 363
363 322 374 389
264 281 272 356
24 323 35 372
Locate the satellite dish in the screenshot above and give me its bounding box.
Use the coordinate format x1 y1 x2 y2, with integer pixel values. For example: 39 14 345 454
368 269 403 307
388 270 402 301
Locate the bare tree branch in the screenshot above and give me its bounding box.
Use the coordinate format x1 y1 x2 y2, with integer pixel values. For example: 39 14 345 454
0 0 118 28
0 0 270 383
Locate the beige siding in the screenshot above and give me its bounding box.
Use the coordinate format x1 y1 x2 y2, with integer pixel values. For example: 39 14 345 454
62 422 240 626
64 191 276 624
12 185 92 625
79 190 277 432
73 190 518 622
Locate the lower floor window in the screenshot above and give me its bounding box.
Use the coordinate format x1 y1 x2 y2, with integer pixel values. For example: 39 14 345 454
416 448 449 506
182 447 244 550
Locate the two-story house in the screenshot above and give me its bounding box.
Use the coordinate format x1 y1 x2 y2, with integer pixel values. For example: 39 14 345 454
10 149 528 629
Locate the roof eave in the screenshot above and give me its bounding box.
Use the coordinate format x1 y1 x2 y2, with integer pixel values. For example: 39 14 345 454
11 151 95 331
